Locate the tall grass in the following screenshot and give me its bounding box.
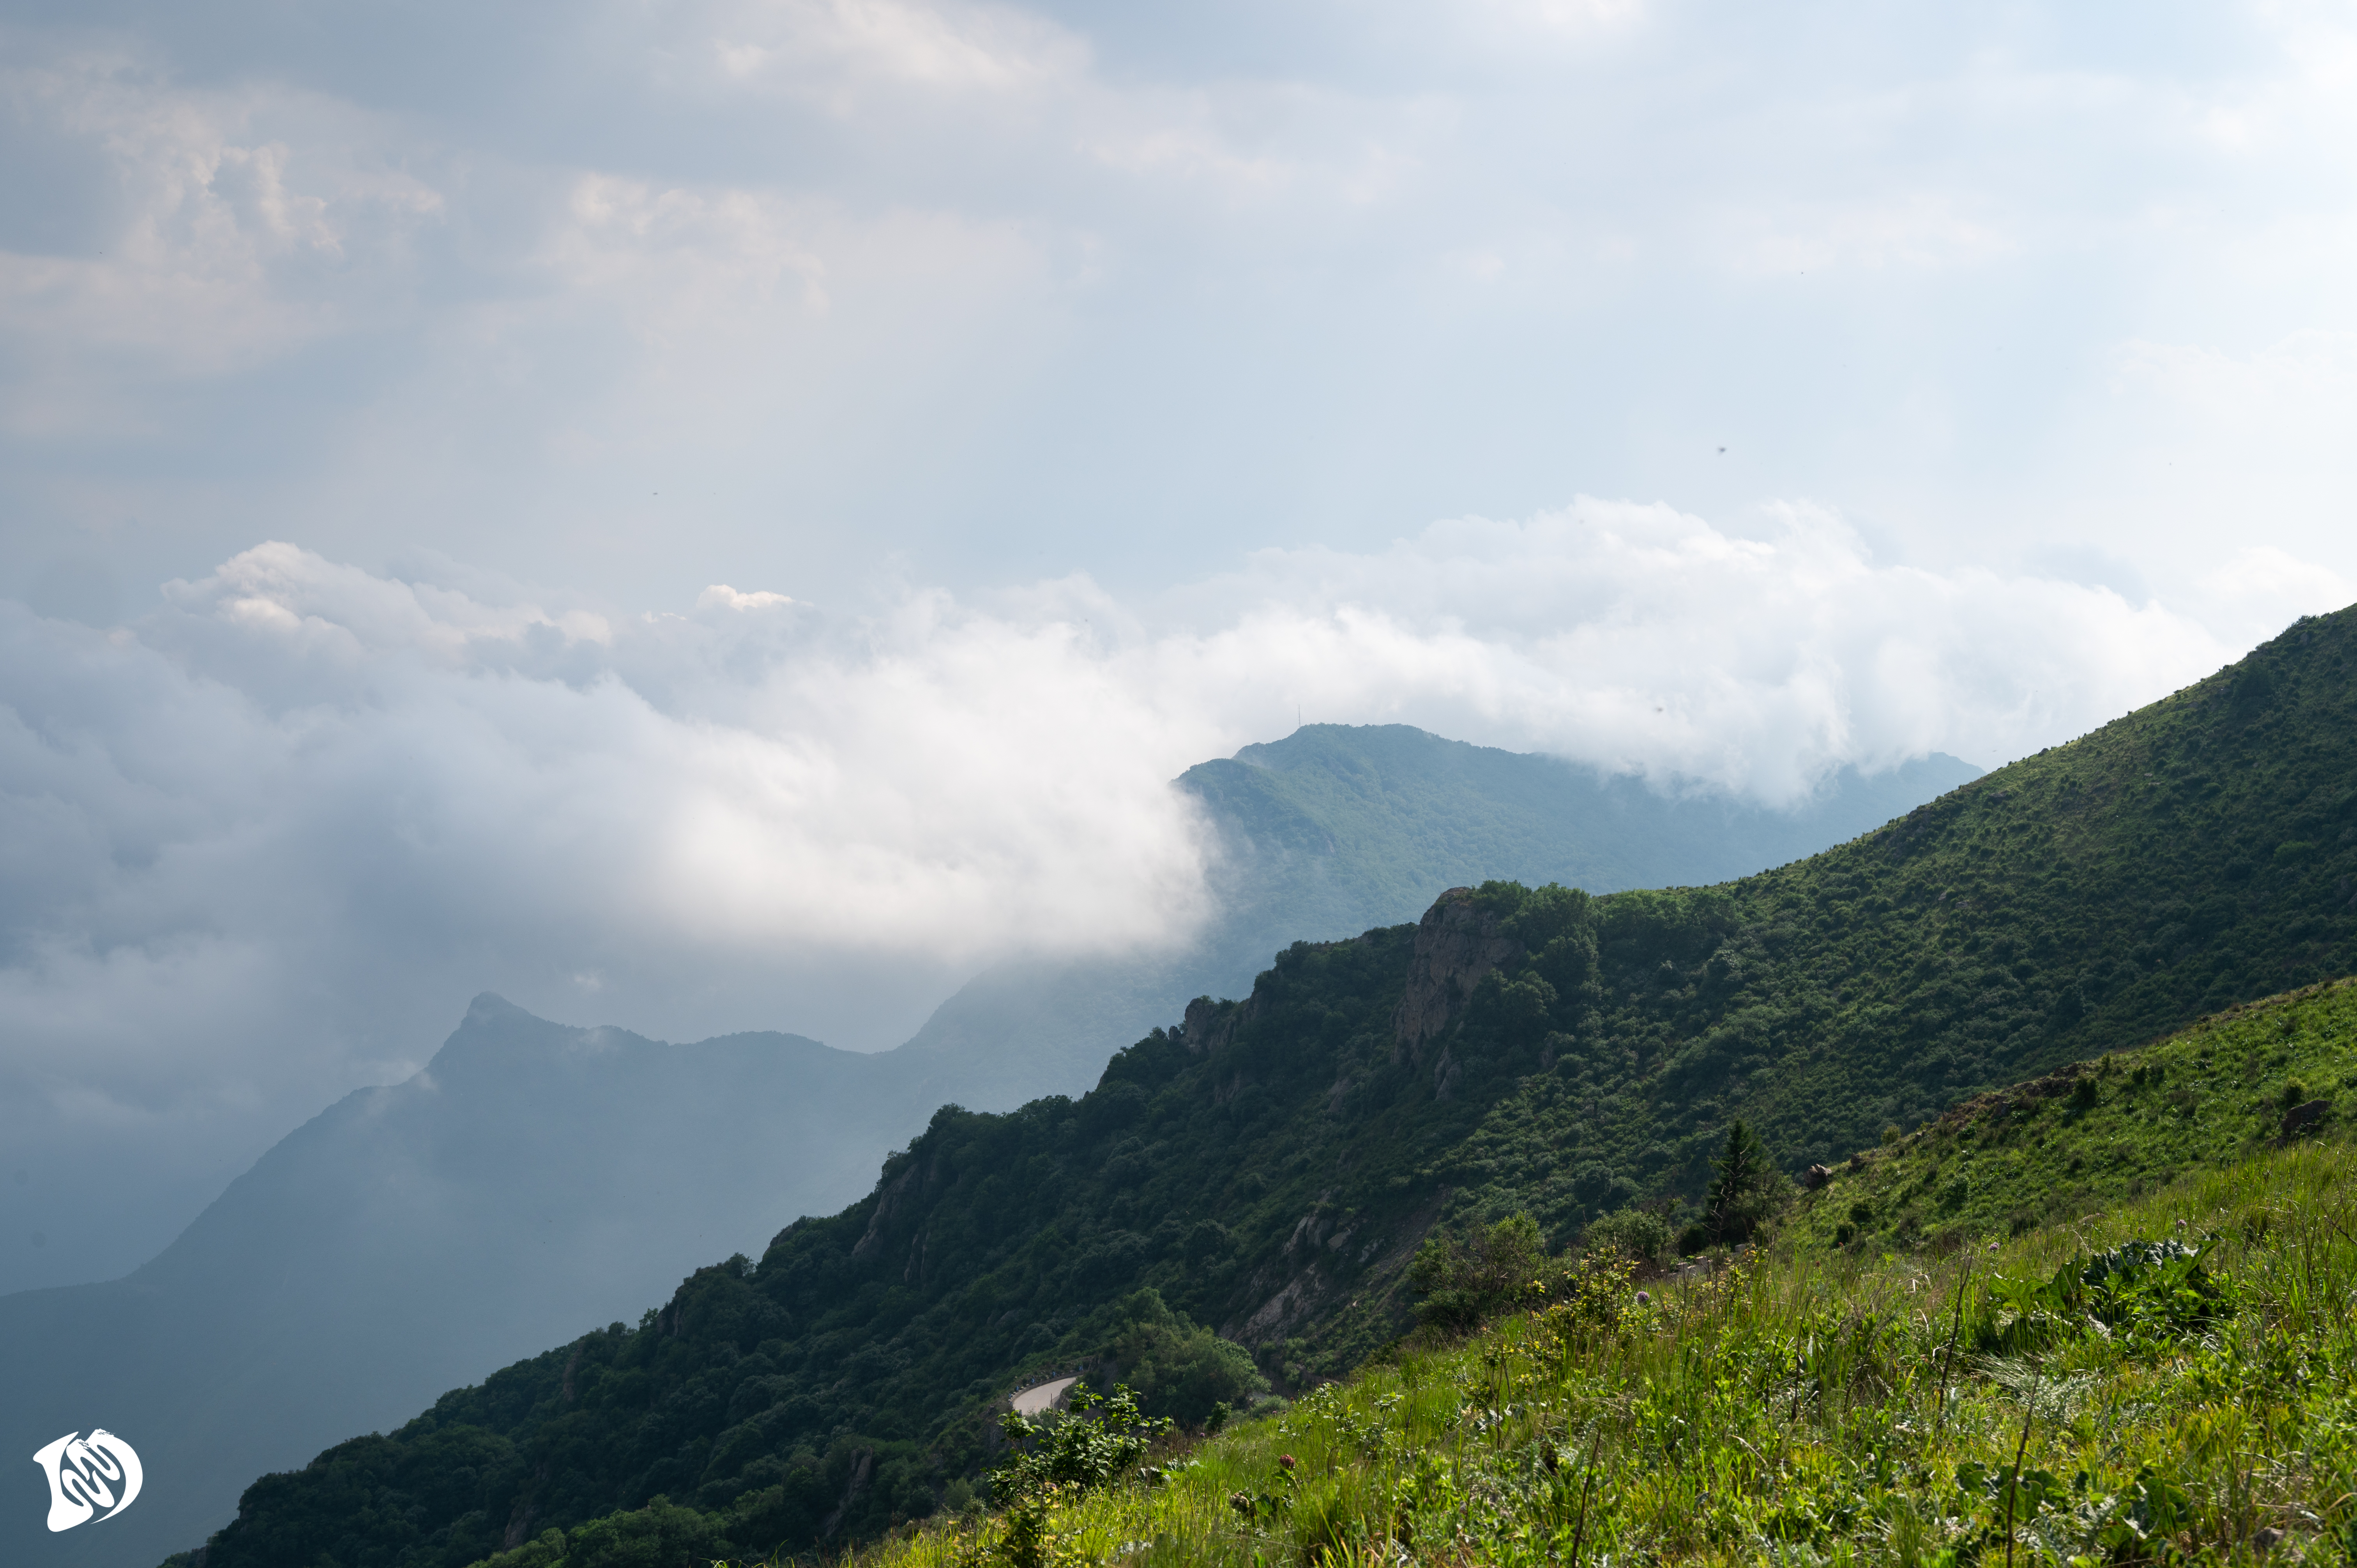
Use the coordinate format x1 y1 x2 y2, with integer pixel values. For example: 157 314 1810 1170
845 1137 2357 1567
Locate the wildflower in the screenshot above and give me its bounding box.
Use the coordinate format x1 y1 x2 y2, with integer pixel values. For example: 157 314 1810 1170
1278 1454 1297 1471
1634 1290 1652 1307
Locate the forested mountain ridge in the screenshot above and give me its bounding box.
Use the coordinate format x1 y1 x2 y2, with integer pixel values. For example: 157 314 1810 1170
167 609 2357 1568
890 727 1977 1109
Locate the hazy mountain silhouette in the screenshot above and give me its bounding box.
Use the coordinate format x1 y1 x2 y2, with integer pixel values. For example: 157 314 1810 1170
1 1001 930 1568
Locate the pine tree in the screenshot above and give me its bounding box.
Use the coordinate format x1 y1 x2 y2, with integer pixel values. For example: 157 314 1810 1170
1704 1119 1785 1245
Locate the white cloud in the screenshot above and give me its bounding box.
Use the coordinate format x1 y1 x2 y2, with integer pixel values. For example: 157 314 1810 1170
1 514 2308 1285
703 0 1091 101
699 583 798 610
1154 499 2237 801
0 48 446 401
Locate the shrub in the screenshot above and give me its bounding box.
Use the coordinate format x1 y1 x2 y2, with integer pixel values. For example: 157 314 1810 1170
989 1383 1171 1568
1583 1207 1673 1264
1099 1290 1269 1427
1407 1214 1548 1331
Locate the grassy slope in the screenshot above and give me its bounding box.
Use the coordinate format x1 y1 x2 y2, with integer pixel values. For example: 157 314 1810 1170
164 611 2357 1568
1789 978 2357 1252
843 1004 2357 1568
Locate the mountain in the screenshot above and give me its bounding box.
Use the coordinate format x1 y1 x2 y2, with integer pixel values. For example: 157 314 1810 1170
5 728 1972 1568
894 727 1980 1107
166 608 2357 1566
0 1003 932 1568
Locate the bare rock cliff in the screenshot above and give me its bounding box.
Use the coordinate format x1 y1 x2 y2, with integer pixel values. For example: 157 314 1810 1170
1391 888 1521 1067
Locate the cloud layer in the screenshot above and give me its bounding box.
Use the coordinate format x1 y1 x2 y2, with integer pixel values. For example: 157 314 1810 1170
5 508 2346 1289
8 0 2357 620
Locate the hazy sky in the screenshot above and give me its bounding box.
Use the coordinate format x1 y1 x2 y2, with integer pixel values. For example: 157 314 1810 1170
5 0 2356 1289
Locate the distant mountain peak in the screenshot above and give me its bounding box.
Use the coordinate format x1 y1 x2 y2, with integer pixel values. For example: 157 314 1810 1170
465 991 525 1022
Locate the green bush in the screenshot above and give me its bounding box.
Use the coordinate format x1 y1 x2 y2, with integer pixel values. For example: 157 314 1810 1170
1099 1289 1269 1427
1407 1213 1548 1331
1582 1206 1673 1263
989 1383 1170 1568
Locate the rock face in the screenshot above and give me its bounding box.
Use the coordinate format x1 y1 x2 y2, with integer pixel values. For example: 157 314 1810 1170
1179 994 1251 1056
1390 889 1523 1065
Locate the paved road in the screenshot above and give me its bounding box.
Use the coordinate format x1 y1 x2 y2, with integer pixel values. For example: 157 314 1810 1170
1011 1377 1078 1416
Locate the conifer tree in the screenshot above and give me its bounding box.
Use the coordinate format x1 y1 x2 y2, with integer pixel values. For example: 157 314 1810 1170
1704 1119 1784 1245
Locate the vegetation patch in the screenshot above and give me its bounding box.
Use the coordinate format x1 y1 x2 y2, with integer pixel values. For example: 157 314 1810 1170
1792 978 2357 1252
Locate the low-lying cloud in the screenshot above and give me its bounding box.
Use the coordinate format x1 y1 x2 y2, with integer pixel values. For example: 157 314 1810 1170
2 502 2346 1288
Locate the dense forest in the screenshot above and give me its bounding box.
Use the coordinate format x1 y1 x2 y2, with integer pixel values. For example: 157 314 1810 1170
166 609 2357 1567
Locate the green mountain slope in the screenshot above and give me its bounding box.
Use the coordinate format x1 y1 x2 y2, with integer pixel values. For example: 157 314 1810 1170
1788 976 2357 1250
1181 726 1981 946
853 1107 2357 1568
891 729 1977 1109
168 609 2357 1567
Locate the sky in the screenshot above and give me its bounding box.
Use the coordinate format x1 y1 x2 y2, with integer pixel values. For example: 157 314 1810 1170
4 0 2356 1291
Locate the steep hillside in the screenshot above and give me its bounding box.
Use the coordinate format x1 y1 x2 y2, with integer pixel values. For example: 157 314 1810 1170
1787 976 2357 1250
164 609 2357 1567
895 728 1976 1108
1190 726 1978 940
847 1122 2357 1568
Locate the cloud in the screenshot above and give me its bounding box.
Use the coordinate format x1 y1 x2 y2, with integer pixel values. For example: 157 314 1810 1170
4 512 2324 1282
1147 499 2253 801
11 0 2357 621
0 45 446 399
703 0 1092 100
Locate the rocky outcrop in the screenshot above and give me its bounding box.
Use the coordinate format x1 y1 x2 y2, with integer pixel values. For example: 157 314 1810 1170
850 1155 930 1261
1391 888 1522 1066
819 1448 875 1538
1238 1266 1328 1344
1178 994 1252 1056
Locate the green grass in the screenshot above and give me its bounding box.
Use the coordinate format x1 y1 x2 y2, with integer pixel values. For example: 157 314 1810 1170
1793 978 2357 1252
849 1133 2357 1568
